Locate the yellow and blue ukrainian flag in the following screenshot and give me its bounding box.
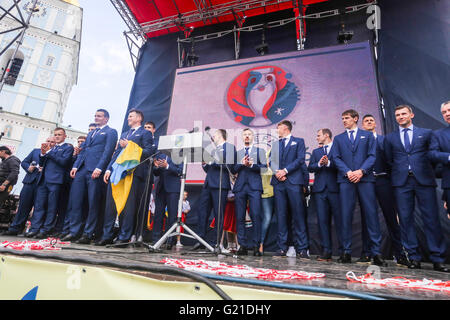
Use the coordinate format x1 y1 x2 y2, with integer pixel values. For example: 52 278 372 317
110 141 142 216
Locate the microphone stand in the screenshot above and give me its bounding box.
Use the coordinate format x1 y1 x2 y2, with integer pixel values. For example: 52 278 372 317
204 130 234 255
106 151 159 249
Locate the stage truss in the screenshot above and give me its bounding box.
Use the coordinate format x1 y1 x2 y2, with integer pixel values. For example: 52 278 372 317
111 0 379 71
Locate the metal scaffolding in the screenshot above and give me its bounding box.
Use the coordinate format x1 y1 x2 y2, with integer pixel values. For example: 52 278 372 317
111 0 379 71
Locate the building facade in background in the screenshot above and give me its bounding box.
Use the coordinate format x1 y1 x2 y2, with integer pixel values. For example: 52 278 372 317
0 0 83 193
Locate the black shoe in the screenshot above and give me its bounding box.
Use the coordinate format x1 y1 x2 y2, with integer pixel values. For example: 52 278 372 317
166 243 173 250
24 231 38 238
317 252 332 262
62 234 79 242
395 255 410 268
433 263 450 273
76 236 92 245
192 242 205 251
253 247 262 257
372 255 387 267
236 246 248 256
35 232 48 239
297 250 311 260
113 239 129 248
274 250 286 257
95 239 114 246
337 253 352 264
356 255 371 264
2 230 18 236
408 260 421 269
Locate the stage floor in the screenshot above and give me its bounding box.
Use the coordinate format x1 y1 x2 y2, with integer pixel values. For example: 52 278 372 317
1 235 449 300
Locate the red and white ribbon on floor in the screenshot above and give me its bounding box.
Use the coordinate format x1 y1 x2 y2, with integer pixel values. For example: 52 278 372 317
0 238 70 251
346 271 450 294
161 258 326 281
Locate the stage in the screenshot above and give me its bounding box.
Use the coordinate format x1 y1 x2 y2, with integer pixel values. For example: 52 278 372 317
0 235 448 300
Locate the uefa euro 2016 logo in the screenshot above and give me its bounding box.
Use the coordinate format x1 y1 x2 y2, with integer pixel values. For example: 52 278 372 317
226 66 300 127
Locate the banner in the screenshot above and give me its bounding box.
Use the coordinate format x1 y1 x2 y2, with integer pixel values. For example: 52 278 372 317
167 42 381 181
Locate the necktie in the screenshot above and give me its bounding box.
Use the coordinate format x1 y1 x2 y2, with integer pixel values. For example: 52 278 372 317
349 130 355 144
323 145 328 155
127 129 136 139
403 128 411 152
91 128 100 139
280 138 286 156
245 147 249 157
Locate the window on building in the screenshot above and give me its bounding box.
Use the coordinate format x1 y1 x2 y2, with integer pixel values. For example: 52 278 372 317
1 58 24 86
46 56 55 67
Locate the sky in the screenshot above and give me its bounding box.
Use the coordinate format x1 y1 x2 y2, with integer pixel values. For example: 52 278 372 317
62 0 136 133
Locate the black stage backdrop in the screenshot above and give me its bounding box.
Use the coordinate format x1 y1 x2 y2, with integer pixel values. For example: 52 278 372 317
125 0 450 261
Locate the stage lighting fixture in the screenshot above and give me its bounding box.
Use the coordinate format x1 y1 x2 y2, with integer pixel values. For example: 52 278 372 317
186 39 199 67
255 24 269 56
337 8 353 44
338 23 354 44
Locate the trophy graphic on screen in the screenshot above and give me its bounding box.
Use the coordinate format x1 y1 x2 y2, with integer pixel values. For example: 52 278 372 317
246 68 277 126
227 65 300 128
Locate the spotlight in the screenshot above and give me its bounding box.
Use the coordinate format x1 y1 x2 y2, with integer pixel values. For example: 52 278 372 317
338 29 354 44
186 39 199 66
255 24 269 56
337 8 353 44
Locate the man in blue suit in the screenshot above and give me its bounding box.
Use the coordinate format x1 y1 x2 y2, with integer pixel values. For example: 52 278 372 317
385 105 448 272
361 115 407 266
193 129 236 250
269 120 309 258
430 101 450 220
151 154 183 249
233 128 266 256
63 109 118 243
308 128 342 261
331 109 384 266
4 137 55 235
96 109 155 246
26 128 74 238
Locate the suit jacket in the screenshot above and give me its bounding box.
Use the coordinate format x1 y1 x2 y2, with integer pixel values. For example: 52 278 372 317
154 156 183 194
429 127 450 188
233 146 266 193
38 143 74 185
374 135 390 175
331 129 376 183
21 148 41 185
108 126 155 180
269 136 306 186
202 142 236 190
384 126 436 187
73 125 118 172
308 145 339 193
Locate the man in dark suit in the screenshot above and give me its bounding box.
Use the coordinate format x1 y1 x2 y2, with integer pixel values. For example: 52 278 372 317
233 128 266 256
0 146 20 210
331 109 384 266
26 128 74 238
63 109 118 243
193 129 236 250
308 128 342 261
4 137 55 235
151 154 183 248
361 115 407 266
430 101 450 220
269 120 309 258
385 105 448 272
96 109 155 246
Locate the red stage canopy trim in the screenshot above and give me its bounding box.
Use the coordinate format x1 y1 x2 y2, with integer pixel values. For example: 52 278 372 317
123 0 330 39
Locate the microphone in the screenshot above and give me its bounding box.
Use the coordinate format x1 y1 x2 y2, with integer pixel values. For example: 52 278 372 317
205 126 211 132
188 127 199 133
